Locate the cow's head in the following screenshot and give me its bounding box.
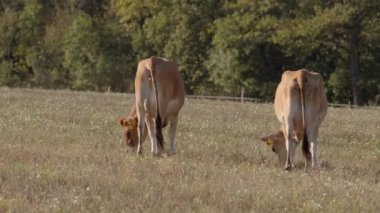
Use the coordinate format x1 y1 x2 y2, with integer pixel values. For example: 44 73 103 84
119 116 138 147
261 130 287 165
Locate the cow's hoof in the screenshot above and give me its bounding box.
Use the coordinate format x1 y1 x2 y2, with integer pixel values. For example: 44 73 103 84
167 149 176 156
151 150 161 157
152 153 161 158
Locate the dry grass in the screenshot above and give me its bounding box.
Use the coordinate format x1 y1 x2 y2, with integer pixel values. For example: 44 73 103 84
0 88 379 212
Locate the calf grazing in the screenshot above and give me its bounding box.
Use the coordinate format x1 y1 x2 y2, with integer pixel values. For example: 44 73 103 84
261 69 327 170
119 57 185 156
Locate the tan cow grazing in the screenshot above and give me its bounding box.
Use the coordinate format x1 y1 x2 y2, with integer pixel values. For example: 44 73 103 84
119 57 185 156
261 69 327 170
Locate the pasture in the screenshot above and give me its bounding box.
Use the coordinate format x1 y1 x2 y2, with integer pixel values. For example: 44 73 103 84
0 88 379 212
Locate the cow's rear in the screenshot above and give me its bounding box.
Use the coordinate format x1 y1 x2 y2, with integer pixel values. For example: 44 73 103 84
120 57 185 156
261 69 327 170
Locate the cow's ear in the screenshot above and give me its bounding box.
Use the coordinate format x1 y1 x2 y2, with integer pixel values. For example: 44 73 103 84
127 117 137 127
261 136 269 143
266 138 274 146
119 117 128 126
261 135 274 146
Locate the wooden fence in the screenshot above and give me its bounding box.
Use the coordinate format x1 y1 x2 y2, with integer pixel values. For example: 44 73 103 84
186 94 380 110
112 92 379 110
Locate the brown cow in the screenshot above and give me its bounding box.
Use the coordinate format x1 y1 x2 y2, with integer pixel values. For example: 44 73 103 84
261 69 328 170
119 57 185 156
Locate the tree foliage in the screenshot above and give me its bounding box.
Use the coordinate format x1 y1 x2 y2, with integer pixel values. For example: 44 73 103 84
0 0 379 105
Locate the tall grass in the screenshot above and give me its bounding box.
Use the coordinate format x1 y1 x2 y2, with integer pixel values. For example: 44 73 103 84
0 88 379 212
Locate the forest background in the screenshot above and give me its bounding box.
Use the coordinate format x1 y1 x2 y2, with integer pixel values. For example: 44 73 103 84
0 0 379 105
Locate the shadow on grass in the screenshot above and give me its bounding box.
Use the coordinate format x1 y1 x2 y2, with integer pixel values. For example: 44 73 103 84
291 160 334 171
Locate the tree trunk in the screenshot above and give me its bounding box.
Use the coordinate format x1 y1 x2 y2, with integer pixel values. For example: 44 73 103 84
348 19 364 106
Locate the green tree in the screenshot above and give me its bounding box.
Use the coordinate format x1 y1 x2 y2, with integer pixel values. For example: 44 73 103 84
36 7 74 89
272 0 380 105
0 8 19 86
112 0 224 94
327 68 352 103
63 13 134 91
149 0 224 94
0 0 379 104
208 1 287 97
98 20 135 92
111 0 159 59
63 14 100 90
0 0 44 87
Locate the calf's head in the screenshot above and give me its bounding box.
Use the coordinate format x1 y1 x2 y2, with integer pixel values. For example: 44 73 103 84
261 130 287 165
119 116 138 147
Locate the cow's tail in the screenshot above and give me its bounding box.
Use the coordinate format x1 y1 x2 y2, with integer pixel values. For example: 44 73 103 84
146 57 164 150
297 70 311 160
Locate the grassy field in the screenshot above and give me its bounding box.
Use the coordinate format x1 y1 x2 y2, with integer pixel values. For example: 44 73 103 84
0 88 379 212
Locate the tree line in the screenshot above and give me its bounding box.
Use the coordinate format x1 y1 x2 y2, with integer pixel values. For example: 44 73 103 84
1 0 379 105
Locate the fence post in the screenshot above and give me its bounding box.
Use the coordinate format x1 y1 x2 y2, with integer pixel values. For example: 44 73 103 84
241 87 245 103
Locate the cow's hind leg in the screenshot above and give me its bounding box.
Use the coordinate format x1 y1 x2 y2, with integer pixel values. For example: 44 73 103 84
308 131 320 169
145 115 159 156
285 136 296 170
167 115 179 156
290 138 296 168
305 125 320 169
284 121 296 170
302 148 312 170
302 134 312 170
137 108 145 155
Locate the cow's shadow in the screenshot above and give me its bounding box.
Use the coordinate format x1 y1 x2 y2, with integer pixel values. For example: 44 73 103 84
292 160 334 171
